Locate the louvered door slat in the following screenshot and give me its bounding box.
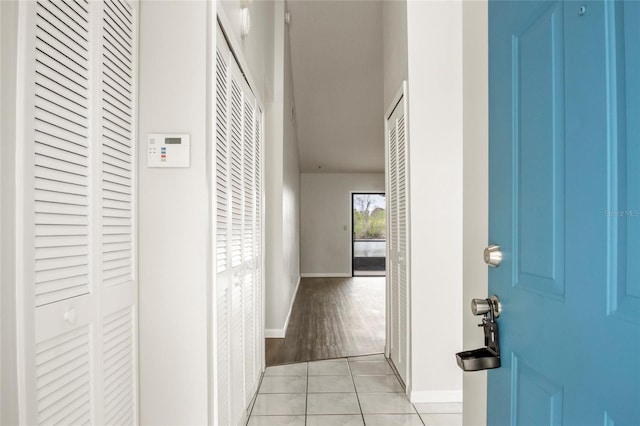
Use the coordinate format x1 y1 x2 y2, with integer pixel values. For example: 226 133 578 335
103 90 132 119
100 1 137 423
103 199 131 215
111 0 132 23
231 278 245 424
102 179 131 195
243 99 255 264
397 113 408 369
103 210 131 221
103 31 132 69
103 107 131 134
59 0 88 23
253 107 262 383
34 0 90 309
243 272 255 406
103 249 131 263
35 325 92 425
35 56 88 102
255 138 261 259
35 156 87 179
104 3 132 44
36 253 88 271
36 38 87 82
35 178 88 198
35 144 87 170
103 23 131 59
35 169 87 189
35 233 88 248
215 35 232 425
35 118 88 149
103 144 132 166
36 3 87 44
35 187 87 205
38 362 89 405
103 306 135 426
35 277 90 303
35 92 87 124
50 0 88 30
230 79 244 269
36 18 87 63
35 225 87 238
103 81 132 111
103 173 131 191
217 284 231 426
215 47 229 271
103 154 132 173
36 263 88 284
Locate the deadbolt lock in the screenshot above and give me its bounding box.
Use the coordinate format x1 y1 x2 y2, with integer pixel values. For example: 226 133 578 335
484 245 502 267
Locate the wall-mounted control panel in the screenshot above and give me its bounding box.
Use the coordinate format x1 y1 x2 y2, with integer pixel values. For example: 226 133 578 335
147 133 190 168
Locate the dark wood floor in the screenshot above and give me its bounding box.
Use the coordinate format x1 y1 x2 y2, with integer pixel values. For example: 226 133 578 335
265 276 385 366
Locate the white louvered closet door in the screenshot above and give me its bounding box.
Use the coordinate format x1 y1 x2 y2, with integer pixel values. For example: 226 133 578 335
385 83 410 385
214 22 264 426
17 1 138 424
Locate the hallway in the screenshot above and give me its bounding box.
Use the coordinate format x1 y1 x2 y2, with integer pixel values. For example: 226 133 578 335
266 277 385 366
248 355 462 426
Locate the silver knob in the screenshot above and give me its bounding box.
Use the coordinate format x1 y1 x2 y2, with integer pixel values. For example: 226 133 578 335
471 295 502 318
471 298 491 316
484 245 502 267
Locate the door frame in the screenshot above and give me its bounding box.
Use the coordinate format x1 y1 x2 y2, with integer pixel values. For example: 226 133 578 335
461 1 489 425
351 192 386 277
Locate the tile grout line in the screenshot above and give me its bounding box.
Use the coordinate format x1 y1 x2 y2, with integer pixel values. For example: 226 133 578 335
245 369 265 425
346 357 367 425
386 355 428 426
304 361 309 426
383 355 426 426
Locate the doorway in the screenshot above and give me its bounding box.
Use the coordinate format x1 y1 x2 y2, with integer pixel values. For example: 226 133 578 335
352 193 386 277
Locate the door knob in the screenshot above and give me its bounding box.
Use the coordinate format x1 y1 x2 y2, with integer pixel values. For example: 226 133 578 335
64 308 77 324
484 245 502 267
471 295 501 318
457 294 502 371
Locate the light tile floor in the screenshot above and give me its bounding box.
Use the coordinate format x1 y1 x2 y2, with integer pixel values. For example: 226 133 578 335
247 354 462 426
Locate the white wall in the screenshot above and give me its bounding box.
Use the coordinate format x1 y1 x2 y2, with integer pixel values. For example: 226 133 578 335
383 0 408 110
278 16 301 331
0 2 19 423
138 2 209 424
405 0 464 403
262 1 302 337
218 0 275 102
300 173 385 277
264 1 286 337
462 1 489 424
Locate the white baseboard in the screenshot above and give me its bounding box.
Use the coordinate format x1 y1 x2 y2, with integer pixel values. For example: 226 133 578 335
300 273 352 278
264 276 301 339
265 329 285 338
409 390 463 404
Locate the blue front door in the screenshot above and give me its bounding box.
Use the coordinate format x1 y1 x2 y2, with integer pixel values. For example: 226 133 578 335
488 1 640 424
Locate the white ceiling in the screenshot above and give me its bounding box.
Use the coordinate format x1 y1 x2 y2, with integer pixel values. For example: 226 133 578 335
287 0 384 173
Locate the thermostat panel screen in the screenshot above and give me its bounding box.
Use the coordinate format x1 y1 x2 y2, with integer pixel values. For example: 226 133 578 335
165 137 182 144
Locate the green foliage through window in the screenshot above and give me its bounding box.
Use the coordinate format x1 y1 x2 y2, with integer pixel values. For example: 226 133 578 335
353 194 386 239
